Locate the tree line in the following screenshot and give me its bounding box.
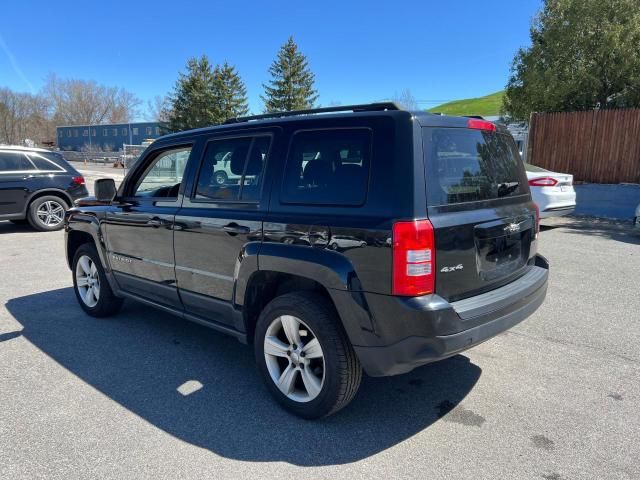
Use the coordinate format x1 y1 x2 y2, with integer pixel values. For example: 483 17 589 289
0 36 317 145
0 74 140 145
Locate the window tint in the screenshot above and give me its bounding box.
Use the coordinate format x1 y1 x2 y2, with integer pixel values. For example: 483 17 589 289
194 136 269 202
28 154 65 171
133 147 191 198
424 128 525 206
282 129 371 206
0 152 34 172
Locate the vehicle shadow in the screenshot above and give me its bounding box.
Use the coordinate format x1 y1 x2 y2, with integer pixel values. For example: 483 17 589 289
0 221 33 234
541 216 640 245
6 287 482 466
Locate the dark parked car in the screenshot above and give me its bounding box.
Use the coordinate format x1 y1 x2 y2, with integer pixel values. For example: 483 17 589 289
65 104 549 418
0 146 88 231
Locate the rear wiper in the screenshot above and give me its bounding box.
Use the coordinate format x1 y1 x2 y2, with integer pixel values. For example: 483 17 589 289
497 182 519 197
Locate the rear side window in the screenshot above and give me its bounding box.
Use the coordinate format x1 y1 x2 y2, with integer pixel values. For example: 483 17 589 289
194 136 270 202
28 154 65 171
281 129 371 206
423 128 526 206
0 152 34 172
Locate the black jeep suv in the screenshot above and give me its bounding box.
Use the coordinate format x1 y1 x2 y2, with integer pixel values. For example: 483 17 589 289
0 146 88 231
65 104 549 418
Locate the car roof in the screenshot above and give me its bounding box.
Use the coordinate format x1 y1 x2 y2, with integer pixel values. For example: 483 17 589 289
0 145 58 154
155 104 508 143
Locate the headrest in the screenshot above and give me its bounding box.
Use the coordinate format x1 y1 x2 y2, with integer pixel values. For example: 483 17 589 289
303 160 332 186
245 148 263 176
230 144 250 175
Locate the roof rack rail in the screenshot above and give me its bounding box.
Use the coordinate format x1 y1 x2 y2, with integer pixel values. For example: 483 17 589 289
225 102 401 124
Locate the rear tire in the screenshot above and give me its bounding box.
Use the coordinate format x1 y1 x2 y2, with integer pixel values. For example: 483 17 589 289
27 195 68 231
254 292 362 419
72 243 123 317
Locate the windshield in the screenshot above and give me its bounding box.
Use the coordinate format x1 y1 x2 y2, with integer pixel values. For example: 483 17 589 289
423 127 528 206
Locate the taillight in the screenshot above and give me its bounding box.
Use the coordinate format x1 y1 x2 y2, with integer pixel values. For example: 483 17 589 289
528 177 558 187
72 176 85 186
467 118 497 132
392 219 435 296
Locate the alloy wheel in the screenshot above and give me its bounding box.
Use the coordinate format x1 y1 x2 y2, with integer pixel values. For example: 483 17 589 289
75 255 101 308
36 200 65 227
263 315 325 402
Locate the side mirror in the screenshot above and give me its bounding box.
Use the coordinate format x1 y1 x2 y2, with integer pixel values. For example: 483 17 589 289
95 178 117 203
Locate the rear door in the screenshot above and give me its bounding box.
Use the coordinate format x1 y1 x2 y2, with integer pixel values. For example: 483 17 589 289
423 125 536 301
173 132 273 327
0 151 35 216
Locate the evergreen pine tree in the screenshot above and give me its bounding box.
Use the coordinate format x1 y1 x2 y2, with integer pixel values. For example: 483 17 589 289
212 61 250 122
261 37 318 112
167 55 217 132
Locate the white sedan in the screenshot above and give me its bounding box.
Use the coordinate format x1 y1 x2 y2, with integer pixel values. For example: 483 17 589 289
525 164 576 218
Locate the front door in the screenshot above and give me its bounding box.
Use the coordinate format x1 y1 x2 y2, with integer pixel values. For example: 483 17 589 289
174 133 273 326
104 144 193 308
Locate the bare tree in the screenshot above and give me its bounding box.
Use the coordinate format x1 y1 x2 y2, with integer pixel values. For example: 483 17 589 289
145 95 171 122
0 88 52 145
44 74 141 125
391 89 418 110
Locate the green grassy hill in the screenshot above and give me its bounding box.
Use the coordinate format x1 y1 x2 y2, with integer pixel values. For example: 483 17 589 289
428 91 505 117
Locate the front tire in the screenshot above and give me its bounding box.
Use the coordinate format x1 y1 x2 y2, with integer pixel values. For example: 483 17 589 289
72 243 123 317
28 195 68 231
255 292 362 419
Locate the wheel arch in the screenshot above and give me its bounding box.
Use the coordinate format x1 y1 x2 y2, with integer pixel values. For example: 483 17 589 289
65 212 109 271
238 244 374 346
25 189 74 215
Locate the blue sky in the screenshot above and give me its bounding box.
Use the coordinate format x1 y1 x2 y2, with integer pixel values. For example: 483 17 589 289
1 0 541 118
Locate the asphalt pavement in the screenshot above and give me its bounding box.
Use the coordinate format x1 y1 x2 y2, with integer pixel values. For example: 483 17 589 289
0 217 638 480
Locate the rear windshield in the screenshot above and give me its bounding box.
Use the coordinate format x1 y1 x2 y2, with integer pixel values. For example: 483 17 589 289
423 127 526 206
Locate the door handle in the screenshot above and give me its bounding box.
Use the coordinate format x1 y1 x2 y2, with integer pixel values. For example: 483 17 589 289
223 223 250 235
147 217 171 227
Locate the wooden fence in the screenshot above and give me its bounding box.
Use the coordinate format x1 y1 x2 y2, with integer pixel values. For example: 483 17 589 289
527 109 640 184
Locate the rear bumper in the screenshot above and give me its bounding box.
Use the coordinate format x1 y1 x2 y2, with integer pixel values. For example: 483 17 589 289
353 255 549 376
540 205 575 218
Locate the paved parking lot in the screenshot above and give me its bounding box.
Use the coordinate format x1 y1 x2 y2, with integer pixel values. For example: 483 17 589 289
0 217 638 480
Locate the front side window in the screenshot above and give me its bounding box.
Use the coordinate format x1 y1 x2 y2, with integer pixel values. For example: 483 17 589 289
0 152 34 172
133 146 191 199
194 136 270 202
281 129 371 206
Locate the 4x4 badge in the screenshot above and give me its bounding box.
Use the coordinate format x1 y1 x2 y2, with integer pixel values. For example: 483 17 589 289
441 264 464 273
